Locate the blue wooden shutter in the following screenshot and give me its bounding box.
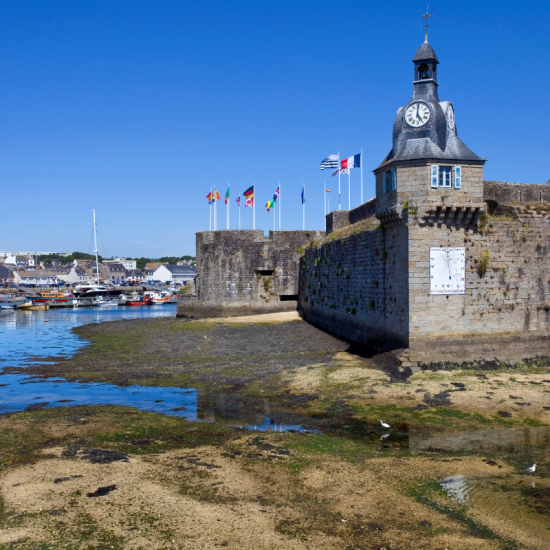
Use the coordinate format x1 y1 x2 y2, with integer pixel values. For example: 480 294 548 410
431 165 439 188
454 166 462 189
382 172 386 193
391 168 396 190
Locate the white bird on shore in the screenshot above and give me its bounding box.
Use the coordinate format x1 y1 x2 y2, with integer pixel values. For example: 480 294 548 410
380 420 390 429
524 464 536 476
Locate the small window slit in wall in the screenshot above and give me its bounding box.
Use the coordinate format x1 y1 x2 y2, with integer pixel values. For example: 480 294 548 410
279 295 299 301
255 269 274 276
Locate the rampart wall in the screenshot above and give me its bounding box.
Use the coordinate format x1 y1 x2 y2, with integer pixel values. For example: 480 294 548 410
299 217 410 348
484 180 550 204
177 230 322 318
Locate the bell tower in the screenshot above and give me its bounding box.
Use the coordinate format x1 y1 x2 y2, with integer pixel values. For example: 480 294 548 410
374 33 486 216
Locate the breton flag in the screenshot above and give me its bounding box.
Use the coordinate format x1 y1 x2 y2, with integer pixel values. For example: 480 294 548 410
340 154 361 170
235 196 241 207
320 155 338 170
266 199 275 212
243 185 254 208
225 185 230 204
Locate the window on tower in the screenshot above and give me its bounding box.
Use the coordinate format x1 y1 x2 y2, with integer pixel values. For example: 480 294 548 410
439 166 452 187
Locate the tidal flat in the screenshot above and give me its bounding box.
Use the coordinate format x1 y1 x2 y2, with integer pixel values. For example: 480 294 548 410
1 313 550 549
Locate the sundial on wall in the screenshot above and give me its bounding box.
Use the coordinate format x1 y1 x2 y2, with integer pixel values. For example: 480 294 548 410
430 247 465 295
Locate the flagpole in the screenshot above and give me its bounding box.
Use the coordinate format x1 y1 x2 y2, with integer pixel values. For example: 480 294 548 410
324 183 326 232
253 183 255 230
214 191 217 231
227 183 230 230
348 170 351 210
360 149 363 205
338 152 341 210
239 200 241 230
303 182 305 230
279 182 281 230
274 201 276 231
210 187 212 231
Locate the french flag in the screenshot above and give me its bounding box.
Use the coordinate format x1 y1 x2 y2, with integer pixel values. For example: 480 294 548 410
341 154 361 170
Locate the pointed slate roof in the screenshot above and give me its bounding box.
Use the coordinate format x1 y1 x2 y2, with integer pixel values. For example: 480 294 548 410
413 41 439 63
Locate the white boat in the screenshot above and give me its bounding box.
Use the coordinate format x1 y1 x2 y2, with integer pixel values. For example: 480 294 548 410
144 290 178 304
95 296 119 307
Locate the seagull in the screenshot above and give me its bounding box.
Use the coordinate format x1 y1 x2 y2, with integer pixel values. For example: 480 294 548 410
524 464 536 476
380 420 390 429
380 433 390 440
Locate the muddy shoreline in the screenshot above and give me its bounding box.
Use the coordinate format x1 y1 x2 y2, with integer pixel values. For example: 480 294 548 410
1 314 550 549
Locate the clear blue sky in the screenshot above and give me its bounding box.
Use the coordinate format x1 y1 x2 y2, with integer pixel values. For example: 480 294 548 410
1 0 549 257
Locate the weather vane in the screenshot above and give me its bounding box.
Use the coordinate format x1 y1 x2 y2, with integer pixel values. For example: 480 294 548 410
422 1 433 43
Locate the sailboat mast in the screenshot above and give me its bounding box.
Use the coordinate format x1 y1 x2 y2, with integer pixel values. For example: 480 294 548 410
93 209 100 284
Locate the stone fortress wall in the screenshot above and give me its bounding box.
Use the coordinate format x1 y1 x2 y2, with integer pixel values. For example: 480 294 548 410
299 179 550 365
177 229 322 318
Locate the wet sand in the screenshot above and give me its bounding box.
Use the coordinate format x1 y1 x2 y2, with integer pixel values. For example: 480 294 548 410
1 314 550 548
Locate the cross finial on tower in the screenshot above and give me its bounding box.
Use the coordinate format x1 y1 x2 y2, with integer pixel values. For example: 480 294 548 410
422 1 433 43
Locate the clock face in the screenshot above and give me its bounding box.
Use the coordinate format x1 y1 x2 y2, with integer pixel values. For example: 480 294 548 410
430 247 465 295
447 105 455 130
405 102 431 127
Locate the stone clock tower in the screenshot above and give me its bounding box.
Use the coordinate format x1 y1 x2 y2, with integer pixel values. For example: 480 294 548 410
374 38 486 216
373 38 488 363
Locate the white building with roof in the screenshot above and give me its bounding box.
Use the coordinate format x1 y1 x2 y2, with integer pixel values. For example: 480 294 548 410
153 264 196 285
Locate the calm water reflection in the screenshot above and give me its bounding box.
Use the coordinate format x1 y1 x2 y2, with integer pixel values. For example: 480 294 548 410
0 306 311 432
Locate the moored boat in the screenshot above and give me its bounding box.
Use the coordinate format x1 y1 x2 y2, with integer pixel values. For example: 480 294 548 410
144 291 177 304
121 295 154 306
95 296 119 307
32 291 72 303
74 284 124 300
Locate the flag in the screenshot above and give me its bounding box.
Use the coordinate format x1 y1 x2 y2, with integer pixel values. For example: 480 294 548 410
332 169 339 177
235 196 241 207
225 186 230 204
214 189 221 201
266 199 275 212
243 185 254 207
273 186 280 202
320 155 338 170
206 192 213 204
341 154 361 170
340 168 349 175
325 187 331 193
301 186 305 204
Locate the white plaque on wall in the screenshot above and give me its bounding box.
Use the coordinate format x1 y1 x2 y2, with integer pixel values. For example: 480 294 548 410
430 247 465 295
